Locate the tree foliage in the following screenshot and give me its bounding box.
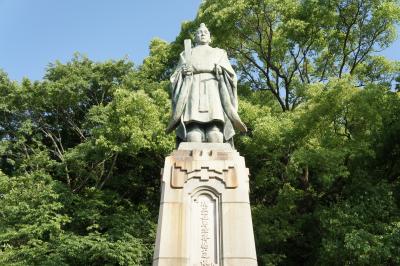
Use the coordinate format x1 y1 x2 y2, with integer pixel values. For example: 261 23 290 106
0 54 174 265
1 0 400 265
192 0 400 111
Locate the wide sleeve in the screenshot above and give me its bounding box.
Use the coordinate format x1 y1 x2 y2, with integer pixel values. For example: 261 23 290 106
217 49 239 110
170 52 185 104
166 52 191 133
216 49 247 133
217 50 236 78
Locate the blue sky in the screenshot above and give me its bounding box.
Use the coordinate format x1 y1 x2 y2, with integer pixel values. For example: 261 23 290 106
0 0 201 81
0 0 399 81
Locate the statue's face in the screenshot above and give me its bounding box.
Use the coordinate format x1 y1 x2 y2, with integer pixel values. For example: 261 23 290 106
195 28 211 45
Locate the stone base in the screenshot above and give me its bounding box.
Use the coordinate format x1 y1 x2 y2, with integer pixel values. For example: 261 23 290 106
153 142 257 266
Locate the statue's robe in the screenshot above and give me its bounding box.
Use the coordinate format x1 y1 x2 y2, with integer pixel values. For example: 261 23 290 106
166 45 246 141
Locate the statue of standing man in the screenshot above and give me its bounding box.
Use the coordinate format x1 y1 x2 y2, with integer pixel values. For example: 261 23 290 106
166 23 247 144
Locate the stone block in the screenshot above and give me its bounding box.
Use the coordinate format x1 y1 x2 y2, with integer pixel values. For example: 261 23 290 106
153 143 257 266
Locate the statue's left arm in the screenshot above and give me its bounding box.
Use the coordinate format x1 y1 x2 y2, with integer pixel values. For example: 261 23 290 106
216 49 247 133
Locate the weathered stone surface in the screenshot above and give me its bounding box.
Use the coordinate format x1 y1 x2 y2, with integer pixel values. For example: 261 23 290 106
153 143 257 266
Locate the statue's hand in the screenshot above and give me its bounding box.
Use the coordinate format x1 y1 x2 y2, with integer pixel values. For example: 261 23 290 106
214 64 222 80
182 64 193 76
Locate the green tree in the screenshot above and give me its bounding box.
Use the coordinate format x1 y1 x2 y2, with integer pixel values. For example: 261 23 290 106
1 1 400 265
168 0 400 264
190 0 400 111
0 53 174 265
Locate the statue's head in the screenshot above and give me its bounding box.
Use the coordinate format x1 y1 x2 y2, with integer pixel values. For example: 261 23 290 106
195 23 211 45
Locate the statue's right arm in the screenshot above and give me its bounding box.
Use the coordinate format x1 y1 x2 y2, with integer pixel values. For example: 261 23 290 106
170 53 185 81
170 52 186 99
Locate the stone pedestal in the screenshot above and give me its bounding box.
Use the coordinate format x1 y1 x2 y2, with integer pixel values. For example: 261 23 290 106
153 142 257 266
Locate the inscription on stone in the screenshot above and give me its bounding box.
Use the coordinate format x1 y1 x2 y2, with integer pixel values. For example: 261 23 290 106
192 193 219 266
200 201 211 266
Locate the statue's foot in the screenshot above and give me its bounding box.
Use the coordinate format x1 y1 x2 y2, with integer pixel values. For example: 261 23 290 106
186 124 204 142
206 124 223 143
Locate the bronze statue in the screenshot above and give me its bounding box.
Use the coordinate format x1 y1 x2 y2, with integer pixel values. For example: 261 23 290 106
166 23 247 144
